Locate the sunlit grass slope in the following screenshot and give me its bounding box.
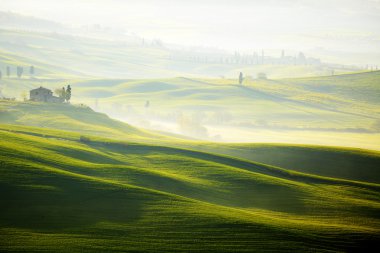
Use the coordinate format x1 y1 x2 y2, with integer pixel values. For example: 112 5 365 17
190 143 380 184
1 125 380 252
2 71 379 133
244 70 380 117
0 100 179 143
73 71 379 131
2 99 379 184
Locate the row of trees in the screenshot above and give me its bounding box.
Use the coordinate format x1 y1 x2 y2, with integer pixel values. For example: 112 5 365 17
0 66 35 79
170 50 321 66
238 72 267 85
55 85 72 102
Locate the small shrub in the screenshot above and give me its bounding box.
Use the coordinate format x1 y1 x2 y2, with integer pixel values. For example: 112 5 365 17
79 136 91 142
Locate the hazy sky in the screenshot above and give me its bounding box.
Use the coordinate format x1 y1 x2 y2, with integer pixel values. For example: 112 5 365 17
1 0 380 55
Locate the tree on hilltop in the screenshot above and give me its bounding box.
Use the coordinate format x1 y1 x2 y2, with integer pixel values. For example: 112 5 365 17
16 66 23 78
21 91 27 101
6 66 10 78
30 66 35 77
55 87 66 100
66 85 72 102
239 72 244 85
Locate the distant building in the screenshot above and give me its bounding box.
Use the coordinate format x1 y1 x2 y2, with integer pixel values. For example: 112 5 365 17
29 86 63 103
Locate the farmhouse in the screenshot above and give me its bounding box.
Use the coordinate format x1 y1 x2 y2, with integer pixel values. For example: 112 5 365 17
29 86 63 103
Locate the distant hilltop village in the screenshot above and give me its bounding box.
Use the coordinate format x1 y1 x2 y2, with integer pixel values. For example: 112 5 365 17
29 85 72 103
170 50 322 66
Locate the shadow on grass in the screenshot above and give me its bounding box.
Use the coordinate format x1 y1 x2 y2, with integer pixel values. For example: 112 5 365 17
0 164 147 232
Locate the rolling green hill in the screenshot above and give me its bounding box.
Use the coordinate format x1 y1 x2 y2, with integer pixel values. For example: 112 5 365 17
0 49 83 78
1 124 380 252
0 100 180 143
1 98 379 181
245 71 380 117
0 29 360 80
4 71 378 130
1 100 379 184
66 71 380 150
191 143 380 184
1 71 380 149
75 71 380 131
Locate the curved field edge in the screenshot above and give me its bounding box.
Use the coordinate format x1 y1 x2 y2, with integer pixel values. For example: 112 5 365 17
2 122 380 185
189 142 380 184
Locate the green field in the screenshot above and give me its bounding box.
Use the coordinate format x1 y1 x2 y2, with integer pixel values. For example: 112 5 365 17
2 70 380 149
1 99 380 252
1 123 380 252
0 100 181 143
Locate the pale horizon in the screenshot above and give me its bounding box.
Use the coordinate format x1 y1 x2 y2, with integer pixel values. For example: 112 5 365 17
1 0 380 65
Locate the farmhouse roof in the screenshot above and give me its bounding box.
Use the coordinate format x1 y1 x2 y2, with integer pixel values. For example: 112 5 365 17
30 86 52 92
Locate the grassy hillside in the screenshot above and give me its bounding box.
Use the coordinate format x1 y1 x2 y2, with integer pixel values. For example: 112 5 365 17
0 49 83 78
69 72 380 151
2 100 379 184
2 71 378 128
1 124 380 252
0 29 179 79
76 71 380 130
246 71 380 117
191 143 380 184
0 29 360 79
0 100 180 143
1 71 380 149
